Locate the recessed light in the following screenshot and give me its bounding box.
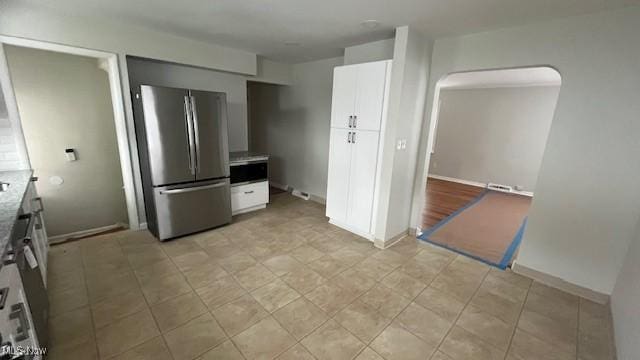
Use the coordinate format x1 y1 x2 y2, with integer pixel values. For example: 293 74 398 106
360 20 380 29
284 41 301 47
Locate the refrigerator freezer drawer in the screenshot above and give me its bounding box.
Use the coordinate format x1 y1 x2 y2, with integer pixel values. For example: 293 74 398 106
153 179 231 240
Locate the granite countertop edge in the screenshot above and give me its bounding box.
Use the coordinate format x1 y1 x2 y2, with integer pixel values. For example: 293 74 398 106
229 151 269 163
0 170 34 259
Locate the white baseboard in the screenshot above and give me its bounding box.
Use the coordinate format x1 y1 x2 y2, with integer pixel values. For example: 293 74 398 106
138 222 148 230
269 181 289 191
49 223 127 244
271 181 326 205
512 261 609 304
374 230 409 250
309 195 326 205
428 174 534 197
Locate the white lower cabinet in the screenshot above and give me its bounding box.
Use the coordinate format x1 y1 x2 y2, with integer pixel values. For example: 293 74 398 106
346 130 380 233
326 128 353 223
231 181 269 215
326 128 381 237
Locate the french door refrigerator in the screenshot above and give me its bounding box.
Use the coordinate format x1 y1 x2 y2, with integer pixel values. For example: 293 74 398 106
133 85 232 240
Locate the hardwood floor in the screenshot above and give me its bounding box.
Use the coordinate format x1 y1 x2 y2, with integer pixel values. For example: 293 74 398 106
421 177 485 229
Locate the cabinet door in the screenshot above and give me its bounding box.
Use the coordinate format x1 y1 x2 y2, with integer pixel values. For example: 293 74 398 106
354 61 389 131
330 65 357 129
346 130 380 233
325 128 353 222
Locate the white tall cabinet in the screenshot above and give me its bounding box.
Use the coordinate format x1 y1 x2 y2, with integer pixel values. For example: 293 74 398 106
326 60 391 239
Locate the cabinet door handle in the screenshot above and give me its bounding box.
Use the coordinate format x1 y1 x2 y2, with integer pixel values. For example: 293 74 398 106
10 303 30 342
160 181 227 195
348 116 353 128
184 96 195 175
352 132 356 144
353 115 357 128
347 132 351 143
33 197 44 213
244 191 254 194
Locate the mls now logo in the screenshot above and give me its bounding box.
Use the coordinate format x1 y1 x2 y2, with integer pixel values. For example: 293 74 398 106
1 344 47 356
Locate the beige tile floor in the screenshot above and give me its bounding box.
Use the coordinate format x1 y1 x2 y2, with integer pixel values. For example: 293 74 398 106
46 194 616 360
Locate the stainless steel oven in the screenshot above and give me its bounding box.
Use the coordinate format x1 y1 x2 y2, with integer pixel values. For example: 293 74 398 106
230 159 268 186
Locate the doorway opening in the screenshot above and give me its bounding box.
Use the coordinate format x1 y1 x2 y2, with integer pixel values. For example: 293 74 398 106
1 43 136 242
418 66 561 268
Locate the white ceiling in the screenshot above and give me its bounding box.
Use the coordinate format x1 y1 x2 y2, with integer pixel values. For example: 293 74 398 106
11 0 640 63
439 67 562 89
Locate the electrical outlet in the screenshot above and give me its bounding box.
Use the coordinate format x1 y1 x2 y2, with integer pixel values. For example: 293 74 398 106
396 140 402 150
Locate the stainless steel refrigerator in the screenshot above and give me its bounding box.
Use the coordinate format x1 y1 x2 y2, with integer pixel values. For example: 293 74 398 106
133 85 232 240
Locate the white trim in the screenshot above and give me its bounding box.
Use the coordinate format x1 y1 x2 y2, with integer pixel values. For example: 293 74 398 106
329 218 374 242
373 230 407 250
0 44 30 169
512 261 609 304
49 223 126 244
0 35 142 230
441 82 560 90
428 174 534 197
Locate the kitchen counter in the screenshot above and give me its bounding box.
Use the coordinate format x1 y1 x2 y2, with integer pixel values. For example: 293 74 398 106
229 151 269 164
0 170 34 259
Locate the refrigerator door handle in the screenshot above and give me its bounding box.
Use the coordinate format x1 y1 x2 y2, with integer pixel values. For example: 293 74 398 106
190 95 201 174
183 96 196 175
159 181 227 195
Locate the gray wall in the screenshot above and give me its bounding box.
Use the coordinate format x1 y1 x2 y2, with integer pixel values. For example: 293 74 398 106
344 38 394 65
5 46 127 236
429 86 560 192
127 57 249 152
249 56 344 200
375 26 431 241
411 6 640 295
612 220 640 360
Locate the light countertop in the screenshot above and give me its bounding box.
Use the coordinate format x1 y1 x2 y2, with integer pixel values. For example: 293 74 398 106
0 170 34 260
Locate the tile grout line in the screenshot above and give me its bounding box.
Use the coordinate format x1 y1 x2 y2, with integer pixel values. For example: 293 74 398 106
500 276 534 360
430 266 491 360
161 232 249 360
367 248 453 351
121 235 176 360
78 241 102 360
576 298 581 360
334 245 456 360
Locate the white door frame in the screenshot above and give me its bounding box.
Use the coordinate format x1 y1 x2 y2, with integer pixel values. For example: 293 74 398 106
0 35 141 230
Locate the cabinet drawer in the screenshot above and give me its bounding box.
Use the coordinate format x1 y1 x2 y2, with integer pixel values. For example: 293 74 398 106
231 181 269 213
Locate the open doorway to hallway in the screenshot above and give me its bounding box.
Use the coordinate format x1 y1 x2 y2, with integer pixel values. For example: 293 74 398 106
419 67 561 268
4 45 128 242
